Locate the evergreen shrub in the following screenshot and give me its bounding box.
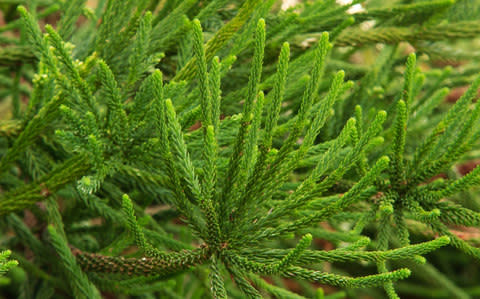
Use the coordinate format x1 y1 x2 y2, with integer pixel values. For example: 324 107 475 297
1 0 480 298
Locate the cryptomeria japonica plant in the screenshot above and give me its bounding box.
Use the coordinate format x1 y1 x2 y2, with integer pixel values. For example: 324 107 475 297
0 0 480 298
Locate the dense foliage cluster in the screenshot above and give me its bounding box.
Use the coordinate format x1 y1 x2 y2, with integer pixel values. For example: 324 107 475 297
1 0 480 298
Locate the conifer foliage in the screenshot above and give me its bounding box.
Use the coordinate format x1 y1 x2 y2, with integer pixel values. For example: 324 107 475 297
1 0 480 298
